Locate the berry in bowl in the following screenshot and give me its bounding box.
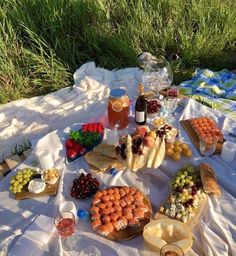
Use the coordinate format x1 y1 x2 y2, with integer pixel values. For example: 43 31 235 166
41 168 60 185
147 99 161 116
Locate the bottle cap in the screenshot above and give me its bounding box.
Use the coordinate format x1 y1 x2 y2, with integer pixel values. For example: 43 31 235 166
110 88 126 98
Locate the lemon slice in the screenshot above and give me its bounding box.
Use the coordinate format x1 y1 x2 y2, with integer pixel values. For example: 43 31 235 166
112 101 123 112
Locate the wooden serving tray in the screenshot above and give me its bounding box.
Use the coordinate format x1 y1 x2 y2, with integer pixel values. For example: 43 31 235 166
155 196 207 230
92 187 152 241
15 178 60 200
180 119 223 155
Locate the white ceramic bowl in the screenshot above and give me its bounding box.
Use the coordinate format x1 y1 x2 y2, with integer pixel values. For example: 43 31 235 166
41 168 60 185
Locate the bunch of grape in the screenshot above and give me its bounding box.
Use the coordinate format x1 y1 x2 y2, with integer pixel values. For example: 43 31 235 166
171 166 201 192
71 173 100 199
9 168 37 194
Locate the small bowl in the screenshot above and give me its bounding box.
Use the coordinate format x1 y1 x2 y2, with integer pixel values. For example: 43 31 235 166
41 168 60 185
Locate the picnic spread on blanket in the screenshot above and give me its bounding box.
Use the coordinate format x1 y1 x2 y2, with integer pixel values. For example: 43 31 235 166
0 59 236 256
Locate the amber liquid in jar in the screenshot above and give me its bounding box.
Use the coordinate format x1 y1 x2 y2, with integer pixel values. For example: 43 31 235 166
107 88 129 129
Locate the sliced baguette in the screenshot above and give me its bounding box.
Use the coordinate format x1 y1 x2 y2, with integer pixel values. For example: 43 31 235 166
199 163 221 196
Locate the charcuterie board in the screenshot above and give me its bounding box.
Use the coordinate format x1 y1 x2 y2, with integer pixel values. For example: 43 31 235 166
154 195 207 230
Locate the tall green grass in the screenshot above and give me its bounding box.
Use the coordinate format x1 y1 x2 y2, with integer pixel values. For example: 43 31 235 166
0 0 236 103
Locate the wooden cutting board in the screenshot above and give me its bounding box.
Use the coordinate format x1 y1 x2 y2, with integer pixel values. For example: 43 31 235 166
91 186 152 241
180 119 223 154
15 178 60 200
154 196 208 230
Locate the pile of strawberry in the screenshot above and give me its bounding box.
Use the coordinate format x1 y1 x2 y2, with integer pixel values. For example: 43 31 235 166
66 122 104 160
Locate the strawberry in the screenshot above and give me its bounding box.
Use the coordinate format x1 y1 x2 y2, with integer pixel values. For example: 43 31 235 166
65 139 75 149
72 143 83 154
97 123 103 134
80 147 86 155
67 149 77 159
82 124 89 132
87 124 94 132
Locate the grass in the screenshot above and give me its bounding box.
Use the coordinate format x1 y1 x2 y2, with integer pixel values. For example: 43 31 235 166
0 0 236 103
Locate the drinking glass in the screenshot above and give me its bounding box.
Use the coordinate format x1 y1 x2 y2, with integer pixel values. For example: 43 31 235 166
160 244 184 256
163 97 178 124
199 136 218 158
54 211 78 251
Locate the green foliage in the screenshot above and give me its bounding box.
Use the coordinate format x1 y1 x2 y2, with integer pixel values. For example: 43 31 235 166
0 0 236 103
11 140 32 156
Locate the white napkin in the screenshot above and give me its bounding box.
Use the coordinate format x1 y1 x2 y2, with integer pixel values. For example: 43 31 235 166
33 130 64 167
9 214 54 256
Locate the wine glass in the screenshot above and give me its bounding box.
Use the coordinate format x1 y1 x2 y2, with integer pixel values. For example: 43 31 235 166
142 57 173 98
160 244 184 256
54 211 78 251
163 97 178 124
199 136 218 160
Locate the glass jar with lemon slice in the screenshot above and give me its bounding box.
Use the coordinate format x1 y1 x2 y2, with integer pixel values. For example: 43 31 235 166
107 88 130 129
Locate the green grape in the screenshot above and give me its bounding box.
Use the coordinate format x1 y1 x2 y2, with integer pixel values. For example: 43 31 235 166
33 170 37 175
23 174 28 179
16 175 22 181
18 184 23 189
184 171 188 176
10 178 15 184
22 169 27 174
18 178 23 183
9 185 13 191
13 181 19 187
12 189 17 194
180 174 185 179
175 179 180 184
22 180 28 185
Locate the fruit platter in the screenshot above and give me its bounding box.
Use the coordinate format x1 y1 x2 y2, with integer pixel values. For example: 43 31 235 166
9 167 60 200
90 186 152 241
65 122 104 163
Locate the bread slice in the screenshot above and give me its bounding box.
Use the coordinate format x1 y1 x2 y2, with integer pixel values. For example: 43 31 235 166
199 163 221 196
93 144 117 158
84 151 116 172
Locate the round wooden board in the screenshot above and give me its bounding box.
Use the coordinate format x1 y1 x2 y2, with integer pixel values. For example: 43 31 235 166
91 186 152 241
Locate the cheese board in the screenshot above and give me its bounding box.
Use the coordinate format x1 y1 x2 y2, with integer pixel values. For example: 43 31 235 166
180 119 223 154
15 176 60 200
155 195 207 230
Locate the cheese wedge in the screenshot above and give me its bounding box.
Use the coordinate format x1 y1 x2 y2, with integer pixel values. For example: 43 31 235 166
126 135 133 170
147 137 161 168
152 139 165 169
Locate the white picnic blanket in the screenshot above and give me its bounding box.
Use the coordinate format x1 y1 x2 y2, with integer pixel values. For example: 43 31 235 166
0 62 236 256
0 62 142 159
